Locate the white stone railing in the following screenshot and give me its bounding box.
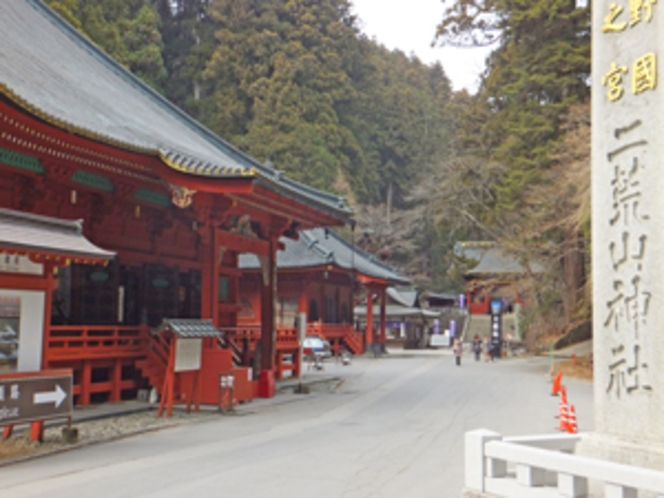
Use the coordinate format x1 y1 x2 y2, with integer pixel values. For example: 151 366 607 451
464 429 664 497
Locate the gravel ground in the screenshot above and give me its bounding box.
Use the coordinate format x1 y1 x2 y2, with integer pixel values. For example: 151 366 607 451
0 374 340 465
0 409 221 464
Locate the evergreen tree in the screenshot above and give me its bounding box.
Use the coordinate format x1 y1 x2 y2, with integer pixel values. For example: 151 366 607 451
46 0 454 209
46 0 167 91
155 0 217 117
434 0 592 338
199 0 364 191
437 0 590 212
342 42 451 205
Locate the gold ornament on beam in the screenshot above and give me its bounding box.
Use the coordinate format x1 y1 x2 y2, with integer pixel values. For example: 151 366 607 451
169 184 197 209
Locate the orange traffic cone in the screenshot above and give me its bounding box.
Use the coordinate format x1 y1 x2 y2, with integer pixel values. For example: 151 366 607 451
560 384 568 405
551 371 563 396
559 400 569 431
556 391 565 419
567 405 578 434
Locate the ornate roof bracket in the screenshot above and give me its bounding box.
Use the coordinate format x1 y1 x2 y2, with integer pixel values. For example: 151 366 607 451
168 184 197 209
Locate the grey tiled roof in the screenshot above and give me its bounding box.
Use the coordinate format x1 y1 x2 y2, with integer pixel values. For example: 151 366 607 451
387 287 418 307
0 208 114 260
454 242 544 276
152 319 221 338
0 1 351 221
453 241 494 262
239 228 410 286
419 291 459 301
465 247 544 275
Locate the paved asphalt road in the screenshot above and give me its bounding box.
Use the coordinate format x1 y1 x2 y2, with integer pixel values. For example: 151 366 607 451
0 350 593 498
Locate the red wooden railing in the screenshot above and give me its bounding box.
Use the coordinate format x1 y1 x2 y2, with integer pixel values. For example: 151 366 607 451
224 322 365 356
221 326 301 352
307 322 347 338
276 327 299 350
44 325 149 363
219 326 300 379
307 322 364 355
43 325 150 405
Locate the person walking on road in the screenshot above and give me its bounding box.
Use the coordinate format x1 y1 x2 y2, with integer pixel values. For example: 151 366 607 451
453 339 462 366
472 335 482 361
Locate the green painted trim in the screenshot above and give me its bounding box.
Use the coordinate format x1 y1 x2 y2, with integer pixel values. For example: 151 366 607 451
134 188 170 207
89 270 109 283
0 147 44 173
218 276 229 302
70 170 114 192
151 277 170 288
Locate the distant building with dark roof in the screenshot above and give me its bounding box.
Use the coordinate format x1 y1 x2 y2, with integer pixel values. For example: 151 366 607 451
354 286 440 349
239 229 410 357
454 242 542 315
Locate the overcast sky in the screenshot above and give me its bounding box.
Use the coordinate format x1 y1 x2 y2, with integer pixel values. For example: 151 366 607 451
350 0 494 93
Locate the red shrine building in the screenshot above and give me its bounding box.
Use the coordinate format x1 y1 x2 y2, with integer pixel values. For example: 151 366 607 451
0 1 352 404
238 228 410 376
454 242 537 315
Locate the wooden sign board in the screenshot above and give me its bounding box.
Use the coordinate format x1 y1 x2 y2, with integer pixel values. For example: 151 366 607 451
0 370 72 425
174 338 202 372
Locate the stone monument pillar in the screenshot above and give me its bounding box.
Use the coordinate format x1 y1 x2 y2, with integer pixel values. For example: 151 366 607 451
584 0 664 468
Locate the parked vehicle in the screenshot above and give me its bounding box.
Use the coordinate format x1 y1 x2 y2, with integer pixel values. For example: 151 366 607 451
302 335 332 358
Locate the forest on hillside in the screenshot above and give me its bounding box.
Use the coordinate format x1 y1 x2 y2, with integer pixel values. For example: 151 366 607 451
45 0 592 341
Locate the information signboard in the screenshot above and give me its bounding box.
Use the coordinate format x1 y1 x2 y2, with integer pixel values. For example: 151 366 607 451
430 334 450 347
490 299 503 358
0 371 72 425
174 338 203 372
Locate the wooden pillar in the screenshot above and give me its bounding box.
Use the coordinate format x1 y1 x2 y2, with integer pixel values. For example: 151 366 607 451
30 421 44 442
298 285 308 316
111 359 122 402
200 232 213 320
41 263 55 370
275 351 283 380
232 262 240 311
349 280 355 328
335 286 341 324
260 238 276 371
81 360 92 406
379 287 387 348
294 348 301 378
200 225 221 326
366 291 374 347
258 238 277 397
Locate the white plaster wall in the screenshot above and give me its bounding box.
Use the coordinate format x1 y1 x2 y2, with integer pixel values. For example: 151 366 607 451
0 289 45 372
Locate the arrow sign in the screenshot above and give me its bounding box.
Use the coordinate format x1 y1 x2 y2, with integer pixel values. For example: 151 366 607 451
33 384 67 408
0 371 72 425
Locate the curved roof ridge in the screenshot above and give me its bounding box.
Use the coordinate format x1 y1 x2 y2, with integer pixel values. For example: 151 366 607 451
300 230 336 262
28 0 220 155
7 1 352 218
0 207 83 234
323 228 404 275
0 207 114 260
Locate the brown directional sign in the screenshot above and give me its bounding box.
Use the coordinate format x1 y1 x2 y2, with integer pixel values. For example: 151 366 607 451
0 370 73 426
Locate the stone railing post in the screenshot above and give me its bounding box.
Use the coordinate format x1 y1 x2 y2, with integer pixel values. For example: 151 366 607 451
516 464 546 487
558 473 588 497
605 483 637 498
464 429 502 492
